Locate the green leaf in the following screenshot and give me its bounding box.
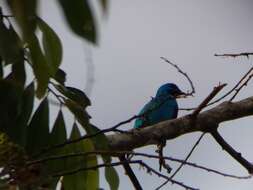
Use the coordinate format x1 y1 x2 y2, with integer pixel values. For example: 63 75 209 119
28 34 50 98
105 166 119 190
7 82 34 147
62 124 99 190
88 125 120 190
89 125 119 189
7 0 37 39
0 20 23 65
54 68 66 85
8 26 26 86
45 110 67 188
55 84 91 108
83 139 99 189
20 83 35 125
10 59 26 87
89 124 111 162
65 99 112 163
58 0 97 43
37 17 63 76
26 98 50 155
0 58 3 78
65 99 90 132
66 87 91 107
0 80 23 131
50 110 67 146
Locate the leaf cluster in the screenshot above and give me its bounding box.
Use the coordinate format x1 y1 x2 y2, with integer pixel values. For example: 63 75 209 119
0 1 119 190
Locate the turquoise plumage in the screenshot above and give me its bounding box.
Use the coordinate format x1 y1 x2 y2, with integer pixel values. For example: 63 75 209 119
134 83 184 128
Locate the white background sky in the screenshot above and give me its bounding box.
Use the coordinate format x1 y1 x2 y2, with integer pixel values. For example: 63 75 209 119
42 1 253 190
3 0 253 189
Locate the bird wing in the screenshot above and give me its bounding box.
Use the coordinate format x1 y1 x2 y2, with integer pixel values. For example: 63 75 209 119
134 97 178 128
134 98 156 128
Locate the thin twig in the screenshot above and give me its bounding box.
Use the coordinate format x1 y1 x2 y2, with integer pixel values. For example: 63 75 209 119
139 161 199 190
229 74 253 101
36 115 139 157
52 159 198 190
160 57 195 95
191 83 227 118
27 150 251 179
208 67 253 106
171 133 205 178
52 160 139 177
156 133 205 190
211 130 253 174
180 67 253 111
48 86 65 105
118 155 143 190
215 52 253 58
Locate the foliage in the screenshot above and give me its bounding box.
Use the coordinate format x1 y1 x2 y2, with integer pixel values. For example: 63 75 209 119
0 0 119 189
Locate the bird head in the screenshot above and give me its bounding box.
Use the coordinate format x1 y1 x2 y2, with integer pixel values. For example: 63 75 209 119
155 83 185 98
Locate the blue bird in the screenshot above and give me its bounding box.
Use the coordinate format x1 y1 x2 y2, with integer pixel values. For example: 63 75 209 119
134 83 185 128
119 83 185 188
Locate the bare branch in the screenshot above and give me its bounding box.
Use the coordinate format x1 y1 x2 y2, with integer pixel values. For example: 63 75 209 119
118 155 143 190
160 57 195 95
48 86 65 106
108 96 253 153
156 133 205 190
215 52 253 58
211 130 253 174
191 83 227 118
52 159 198 190
208 67 253 106
27 151 251 180
171 133 205 178
139 161 199 190
180 67 253 111
36 115 138 156
229 74 253 101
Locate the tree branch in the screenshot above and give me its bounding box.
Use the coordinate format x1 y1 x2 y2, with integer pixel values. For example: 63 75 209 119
211 130 253 174
107 96 253 153
229 73 253 101
180 67 253 110
160 57 195 95
156 133 205 190
171 133 205 178
27 150 251 180
191 83 226 118
118 155 143 190
214 52 253 58
52 159 198 190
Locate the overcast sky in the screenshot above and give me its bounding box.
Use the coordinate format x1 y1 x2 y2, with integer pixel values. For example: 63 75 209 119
4 0 253 189
40 1 253 189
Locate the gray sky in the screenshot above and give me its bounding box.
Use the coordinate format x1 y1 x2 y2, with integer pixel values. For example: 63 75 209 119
41 1 253 189
5 0 253 189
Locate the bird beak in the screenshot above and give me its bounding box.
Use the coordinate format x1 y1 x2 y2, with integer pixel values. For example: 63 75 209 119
175 91 187 98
